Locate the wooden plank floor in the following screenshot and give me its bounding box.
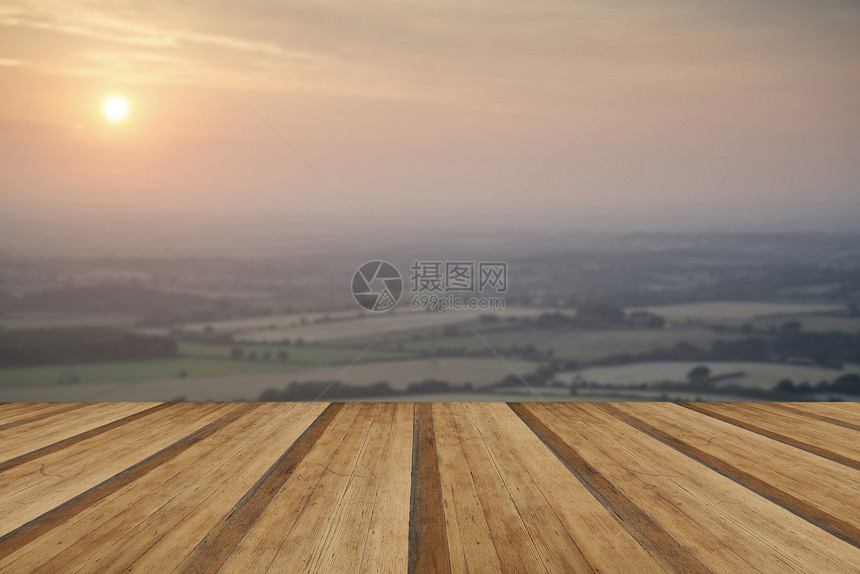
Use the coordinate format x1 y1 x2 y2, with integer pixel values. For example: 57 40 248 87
0 402 857 573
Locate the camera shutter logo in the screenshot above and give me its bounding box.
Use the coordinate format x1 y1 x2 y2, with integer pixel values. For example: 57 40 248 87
351 261 403 311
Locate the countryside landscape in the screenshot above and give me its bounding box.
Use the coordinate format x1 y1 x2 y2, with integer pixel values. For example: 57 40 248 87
1 2 859 572
2 232 858 402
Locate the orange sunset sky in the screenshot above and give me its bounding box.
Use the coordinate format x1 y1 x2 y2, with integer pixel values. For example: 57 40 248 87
1 0 859 250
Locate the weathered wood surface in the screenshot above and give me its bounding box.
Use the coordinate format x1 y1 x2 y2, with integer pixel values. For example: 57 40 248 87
0 401 857 573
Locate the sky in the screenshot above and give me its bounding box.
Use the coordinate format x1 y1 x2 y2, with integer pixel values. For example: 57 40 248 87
1 0 859 252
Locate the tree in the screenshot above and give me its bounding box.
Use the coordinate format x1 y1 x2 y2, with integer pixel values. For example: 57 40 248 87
774 379 795 393
230 347 244 360
779 321 802 335
277 350 289 362
575 303 625 327
687 365 711 383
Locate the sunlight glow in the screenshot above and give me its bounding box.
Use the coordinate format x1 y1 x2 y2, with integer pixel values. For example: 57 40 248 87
103 96 130 122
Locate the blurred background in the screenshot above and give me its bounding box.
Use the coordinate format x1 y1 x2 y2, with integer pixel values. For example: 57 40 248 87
1 0 859 401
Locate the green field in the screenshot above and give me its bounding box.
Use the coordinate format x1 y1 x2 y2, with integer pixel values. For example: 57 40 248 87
247 296 356 314
231 309 540 344
750 314 860 333
0 358 303 387
629 302 844 323
379 327 733 361
0 313 139 330
0 357 542 401
0 341 417 388
558 361 860 390
181 309 366 335
179 343 415 365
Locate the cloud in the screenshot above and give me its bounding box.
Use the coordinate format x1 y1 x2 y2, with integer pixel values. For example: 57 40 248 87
0 6 322 60
2 0 858 110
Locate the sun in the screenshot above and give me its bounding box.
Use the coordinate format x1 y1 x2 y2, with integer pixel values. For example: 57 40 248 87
102 96 130 122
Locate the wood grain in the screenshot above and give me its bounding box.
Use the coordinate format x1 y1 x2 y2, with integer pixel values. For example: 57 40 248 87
0 403 90 431
681 402 860 469
0 403 256 561
510 402 707 573
602 402 860 547
0 401 857 572
543 403 860 572
408 403 451 574
0 402 173 473
179 402 341 573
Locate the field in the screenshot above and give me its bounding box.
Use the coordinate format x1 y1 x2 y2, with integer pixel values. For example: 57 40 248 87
630 302 845 322
558 361 860 390
0 341 416 389
0 312 139 330
0 358 302 388
750 314 860 333
231 308 547 344
382 327 733 361
179 342 413 364
271 357 538 389
181 309 368 334
0 358 540 401
247 296 356 314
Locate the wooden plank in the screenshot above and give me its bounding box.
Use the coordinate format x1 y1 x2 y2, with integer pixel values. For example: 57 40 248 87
0 403 300 572
263 404 382 573
444 402 549 573
603 402 860 546
0 403 173 473
0 401 856 571
433 403 503 574
510 402 706 574
752 402 860 432
0 403 88 428
477 403 666 573
180 402 344 573
729 403 860 456
681 402 860 469
0 403 205 502
122 403 327 573
408 402 451 574
0 402 163 463
0 403 256 561
0 404 65 425
541 403 860 573
15 403 326 573
476 403 669 573
314 403 401 573
0 403 234 535
0 403 155 443
214 402 363 571
357 403 414 573
792 402 860 427
464 403 595 572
